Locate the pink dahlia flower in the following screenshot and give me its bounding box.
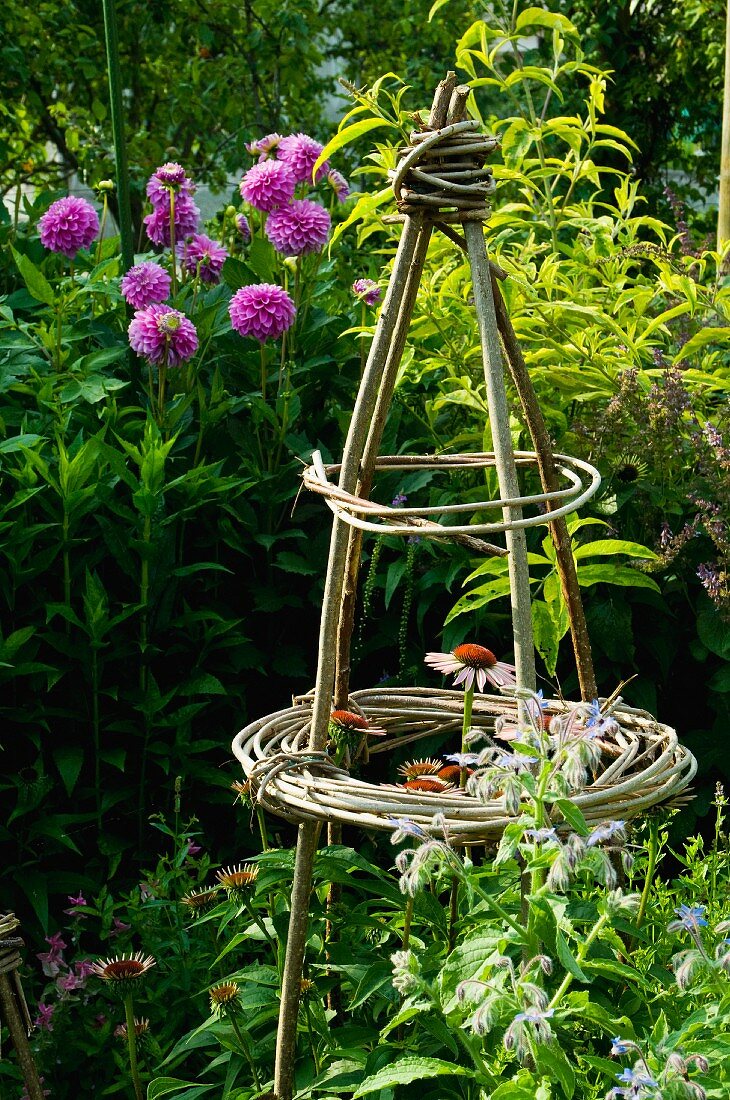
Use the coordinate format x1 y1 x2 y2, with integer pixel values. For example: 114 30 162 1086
246 132 282 159
128 304 198 366
424 643 517 692
144 192 200 248
265 199 330 256
352 278 382 306
240 160 296 212
327 168 350 202
120 262 171 309
39 196 100 258
277 133 329 183
146 162 195 206
183 233 228 284
229 283 296 343
235 213 251 242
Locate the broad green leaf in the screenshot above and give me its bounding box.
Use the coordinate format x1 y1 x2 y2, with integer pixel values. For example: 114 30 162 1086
555 928 589 982
11 246 56 306
697 607 730 659
553 798 589 836
314 119 394 179
352 1056 469 1097
428 0 453 19
576 565 659 591
147 1078 217 1099
445 576 515 623
53 745 84 796
535 1044 575 1098
532 599 561 678
573 539 657 561
515 7 579 37
672 326 729 362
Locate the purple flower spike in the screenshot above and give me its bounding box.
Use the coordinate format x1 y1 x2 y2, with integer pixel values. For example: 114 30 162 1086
128 304 198 366
144 192 200 248
277 132 329 183
229 283 296 343
183 233 228 284
39 196 100 258
121 262 172 309
240 160 296 212
265 199 330 256
352 278 382 306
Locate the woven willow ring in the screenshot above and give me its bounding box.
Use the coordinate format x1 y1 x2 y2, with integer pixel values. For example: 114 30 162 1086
232 687 696 847
302 450 602 541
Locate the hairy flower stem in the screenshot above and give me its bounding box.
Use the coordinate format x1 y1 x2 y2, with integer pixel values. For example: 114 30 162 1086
468 875 525 940
241 895 278 957
229 1012 261 1089
123 995 144 1100
548 912 609 1010
402 896 414 950
448 876 459 952
636 815 660 931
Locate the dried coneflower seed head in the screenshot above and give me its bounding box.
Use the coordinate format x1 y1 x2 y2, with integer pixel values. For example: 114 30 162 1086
437 765 473 783
397 758 441 779
181 888 219 914
403 778 452 793
210 981 241 1015
91 953 156 997
452 643 497 669
216 863 259 894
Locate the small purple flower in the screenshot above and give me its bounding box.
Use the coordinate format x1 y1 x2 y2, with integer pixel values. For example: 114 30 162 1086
443 752 480 767
697 563 722 601
246 132 282 159
229 283 296 343
34 1003 55 1032
391 492 408 507
265 199 331 255
183 233 228 284
610 1037 637 1056
668 903 709 933
513 1007 554 1024
386 818 429 843
187 840 203 856
327 168 350 202
615 1067 659 1089
57 971 83 993
524 827 559 844
121 262 171 309
144 192 200 247
587 820 626 847
240 159 296 212
74 958 95 982
111 917 131 936
39 196 100 258
277 132 328 183
128 304 198 366
352 278 382 306
146 162 196 206
235 213 251 243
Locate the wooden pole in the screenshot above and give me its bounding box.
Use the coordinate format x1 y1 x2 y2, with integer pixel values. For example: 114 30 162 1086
101 0 135 272
719 0 730 245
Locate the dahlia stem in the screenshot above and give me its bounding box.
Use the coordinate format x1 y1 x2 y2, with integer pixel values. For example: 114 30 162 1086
123 995 144 1100
260 344 267 403
169 190 177 297
360 300 367 377
101 0 134 273
96 192 109 267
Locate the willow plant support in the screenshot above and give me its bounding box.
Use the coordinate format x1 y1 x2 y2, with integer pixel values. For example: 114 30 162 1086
0 914 45 1100
231 74 696 1100
101 0 134 273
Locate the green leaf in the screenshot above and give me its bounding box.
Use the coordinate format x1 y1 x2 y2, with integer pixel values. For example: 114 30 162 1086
11 246 56 306
555 928 589 982
147 1079 217 1099
553 798 589 836
573 539 657 561
697 607 730 660
428 0 453 19
672 327 729 362
221 256 252 292
352 1056 469 1097
576 565 659 591
532 599 561 678
445 576 514 623
314 118 394 178
535 1044 575 1098
515 8 579 37
53 746 84 796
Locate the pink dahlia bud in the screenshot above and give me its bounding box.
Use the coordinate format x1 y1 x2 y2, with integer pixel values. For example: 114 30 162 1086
235 213 251 243
245 132 282 159
183 233 228 284
144 192 200 247
128 304 198 366
120 262 171 309
277 133 329 184
240 160 296 212
229 283 296 343
328 169 350 202
265 199 331 256
146 162 195 206
352 278 382 307
38 196 100 258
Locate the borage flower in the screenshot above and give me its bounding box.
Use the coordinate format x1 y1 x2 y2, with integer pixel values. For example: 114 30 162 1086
587 820 626 847
668 904 709 934
277 132 328 183
183 233 228 284
240 159 296 212
121 261 171 309
91 952 156 997
39 196 100 258
229 283 296 343
425 643 517 692
128 304 198 366
265 199 331 256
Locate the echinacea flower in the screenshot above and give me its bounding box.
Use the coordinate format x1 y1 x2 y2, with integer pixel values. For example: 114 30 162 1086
397 758 441 779
91 952 156 996
425 643 517 691
246 133 282 159
120 262 172 309
216 863 259 897
229 283 296 343
181 888 219 914
182 233 228 283
327 168 350 202
144 191 200 247
402 777 452 793
39 196 100 258
240 159 296 212
146 162 195 206
277 132 329 183
329 709 386 737
265 198 331 255
128 304 198 366
210 981 241 1015
114 1016 150 1040
352 278 382 306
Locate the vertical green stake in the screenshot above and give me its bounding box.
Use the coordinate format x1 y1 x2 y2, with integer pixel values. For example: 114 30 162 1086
101 0 134 273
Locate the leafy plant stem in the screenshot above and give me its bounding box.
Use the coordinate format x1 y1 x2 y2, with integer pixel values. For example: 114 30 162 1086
304 999 321 1074
547 912 609 1009
96 191 109 266
169 190 177 296
636 815 660 930
123 994 144 1100
402 895 414 949
241 895 278 956
228 1011 261 1089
